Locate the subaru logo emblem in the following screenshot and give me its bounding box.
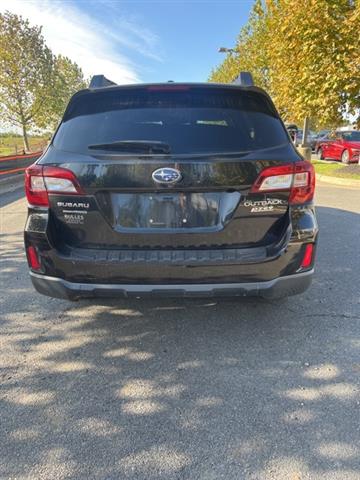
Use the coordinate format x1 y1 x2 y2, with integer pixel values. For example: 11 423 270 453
152 167 182 184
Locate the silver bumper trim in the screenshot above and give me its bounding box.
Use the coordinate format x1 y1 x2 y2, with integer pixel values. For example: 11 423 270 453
30 270 314 300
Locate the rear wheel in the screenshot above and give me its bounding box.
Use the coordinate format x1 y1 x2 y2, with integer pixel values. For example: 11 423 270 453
341 150 350 164
317 148 324 160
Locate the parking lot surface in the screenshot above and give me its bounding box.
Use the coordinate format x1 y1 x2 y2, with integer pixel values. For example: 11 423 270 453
1 183 359 480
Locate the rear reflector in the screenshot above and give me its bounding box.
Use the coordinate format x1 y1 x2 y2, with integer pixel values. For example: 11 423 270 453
25 164 84 207
251 161 315 204
301 244 314 268
27 246 41 270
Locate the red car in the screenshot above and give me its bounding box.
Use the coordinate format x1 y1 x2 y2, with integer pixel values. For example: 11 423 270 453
316 130 360 164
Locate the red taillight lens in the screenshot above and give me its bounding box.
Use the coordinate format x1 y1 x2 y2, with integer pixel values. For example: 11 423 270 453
25 165 48 206
26 245 41 270
25 164 84 207
251 161 315 205
301 244 314 269
289 162 315 204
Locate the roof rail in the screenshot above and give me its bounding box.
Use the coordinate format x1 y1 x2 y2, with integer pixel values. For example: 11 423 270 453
89 75 117 89
233 72 254 87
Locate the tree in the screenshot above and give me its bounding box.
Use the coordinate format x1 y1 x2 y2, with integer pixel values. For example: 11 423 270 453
342 2 360 125
0 11 54 151
39 55 87 131
0 11 87 151
209 0 360 129
210 0 270 90
266 0 358 128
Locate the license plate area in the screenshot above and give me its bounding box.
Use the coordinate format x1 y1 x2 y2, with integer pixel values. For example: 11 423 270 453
111 191 240 232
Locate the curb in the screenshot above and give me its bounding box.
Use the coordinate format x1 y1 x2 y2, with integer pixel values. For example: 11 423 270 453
316 173 360 188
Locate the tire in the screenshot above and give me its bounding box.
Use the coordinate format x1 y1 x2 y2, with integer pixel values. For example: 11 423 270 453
341 150 350 164
317 148 324 160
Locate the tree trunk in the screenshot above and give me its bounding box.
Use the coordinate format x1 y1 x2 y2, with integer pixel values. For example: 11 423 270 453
22 123 30 153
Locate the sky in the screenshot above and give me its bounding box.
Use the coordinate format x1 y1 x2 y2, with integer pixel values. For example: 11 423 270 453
0 0 254 84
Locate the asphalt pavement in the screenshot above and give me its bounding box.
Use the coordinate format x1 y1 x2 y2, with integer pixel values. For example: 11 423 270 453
0 183 359 480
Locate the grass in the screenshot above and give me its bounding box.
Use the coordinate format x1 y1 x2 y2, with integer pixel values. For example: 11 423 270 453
312 160 360 180
0 134 48 156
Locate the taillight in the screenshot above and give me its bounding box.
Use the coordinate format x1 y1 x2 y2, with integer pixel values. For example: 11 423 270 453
25 165 48 206
251 161 315 204
25 164 84 207
290 162 315 204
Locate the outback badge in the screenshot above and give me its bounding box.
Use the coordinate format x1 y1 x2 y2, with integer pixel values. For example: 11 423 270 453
152 167 182 184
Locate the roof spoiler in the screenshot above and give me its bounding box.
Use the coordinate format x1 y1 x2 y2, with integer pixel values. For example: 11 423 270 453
89 75 117 89
233 72 254 87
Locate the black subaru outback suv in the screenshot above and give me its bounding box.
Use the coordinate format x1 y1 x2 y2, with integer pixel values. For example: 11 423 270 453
24 75 318 300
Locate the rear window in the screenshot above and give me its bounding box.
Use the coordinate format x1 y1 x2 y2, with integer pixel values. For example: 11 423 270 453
53 87 289 155
342 131 360 141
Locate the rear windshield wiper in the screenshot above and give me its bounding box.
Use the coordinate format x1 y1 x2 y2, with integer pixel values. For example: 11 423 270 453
88 140 171 154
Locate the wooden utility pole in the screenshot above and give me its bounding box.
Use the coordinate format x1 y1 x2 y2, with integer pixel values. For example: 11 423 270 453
297 116 312 162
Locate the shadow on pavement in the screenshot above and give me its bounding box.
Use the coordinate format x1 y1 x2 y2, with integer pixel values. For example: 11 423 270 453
0 206 359 479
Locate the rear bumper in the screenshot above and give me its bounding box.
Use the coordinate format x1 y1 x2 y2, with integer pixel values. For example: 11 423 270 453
30 269 314 300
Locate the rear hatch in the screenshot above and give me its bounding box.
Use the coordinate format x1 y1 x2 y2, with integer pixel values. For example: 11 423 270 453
39 84 300 250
